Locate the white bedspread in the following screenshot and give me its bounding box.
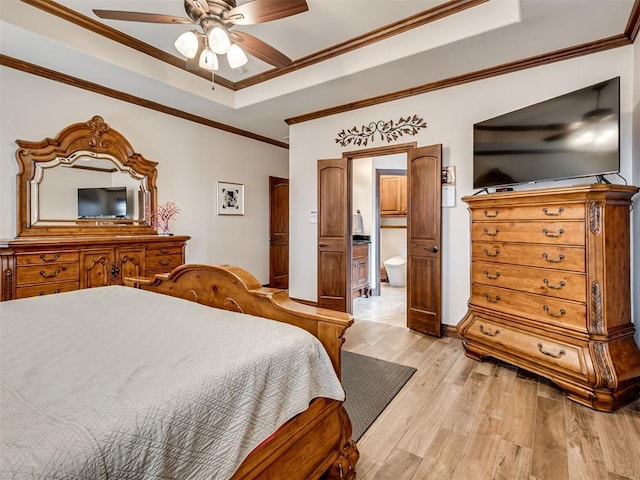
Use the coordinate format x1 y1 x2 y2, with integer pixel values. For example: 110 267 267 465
0 286 345 479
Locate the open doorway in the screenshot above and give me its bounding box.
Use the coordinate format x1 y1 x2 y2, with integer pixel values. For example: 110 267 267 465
317 143 442 336
352 157 407 328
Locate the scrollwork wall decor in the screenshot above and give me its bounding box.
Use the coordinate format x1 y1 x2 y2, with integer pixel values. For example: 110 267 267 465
335 115 427 147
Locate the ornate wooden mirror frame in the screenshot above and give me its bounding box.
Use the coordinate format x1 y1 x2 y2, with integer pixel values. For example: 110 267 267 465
15 115 158 237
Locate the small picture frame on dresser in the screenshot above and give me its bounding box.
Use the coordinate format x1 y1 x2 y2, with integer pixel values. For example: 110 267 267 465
217 181 244 215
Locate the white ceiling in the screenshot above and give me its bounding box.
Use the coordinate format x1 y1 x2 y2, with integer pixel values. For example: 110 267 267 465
0 0 635 145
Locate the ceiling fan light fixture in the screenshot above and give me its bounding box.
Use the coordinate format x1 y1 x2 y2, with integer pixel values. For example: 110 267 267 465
175 31 199 58
209 26 231 55
199 48 219 71
227 43 248 69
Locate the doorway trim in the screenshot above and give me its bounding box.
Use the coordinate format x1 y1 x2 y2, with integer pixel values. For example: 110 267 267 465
343 142 417 307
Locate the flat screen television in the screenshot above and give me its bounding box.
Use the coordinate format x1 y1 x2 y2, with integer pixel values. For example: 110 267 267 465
473 77 620 189
78 187 127 218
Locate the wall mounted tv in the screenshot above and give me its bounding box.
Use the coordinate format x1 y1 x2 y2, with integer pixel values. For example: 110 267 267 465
78 187 127 219
473 77 620 189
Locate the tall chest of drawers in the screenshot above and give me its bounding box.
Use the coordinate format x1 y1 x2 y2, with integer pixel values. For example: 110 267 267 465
457 184 640 411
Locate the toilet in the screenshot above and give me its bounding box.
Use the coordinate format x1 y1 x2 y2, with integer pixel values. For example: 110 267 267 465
383 256 407 287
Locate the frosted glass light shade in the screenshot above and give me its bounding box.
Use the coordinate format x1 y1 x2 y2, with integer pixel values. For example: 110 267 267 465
199 48 219 71
174 31 199 58
208 27 231 54
227 44 248 69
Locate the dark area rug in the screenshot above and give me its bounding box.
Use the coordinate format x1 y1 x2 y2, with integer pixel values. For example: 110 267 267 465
341 350 417 442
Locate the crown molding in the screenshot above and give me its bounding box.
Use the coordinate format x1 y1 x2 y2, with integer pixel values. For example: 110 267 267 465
0 54 289 150
285 34 631 125
234 0 488 89
626 0 640 42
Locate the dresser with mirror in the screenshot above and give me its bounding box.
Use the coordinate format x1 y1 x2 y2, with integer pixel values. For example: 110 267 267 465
1 116 189 301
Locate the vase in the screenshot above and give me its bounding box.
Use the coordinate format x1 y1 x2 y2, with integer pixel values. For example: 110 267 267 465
160 219 172 236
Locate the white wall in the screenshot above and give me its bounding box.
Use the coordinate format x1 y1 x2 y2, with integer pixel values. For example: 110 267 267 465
632 38 640 346
0 67 288 284
289 47 637 329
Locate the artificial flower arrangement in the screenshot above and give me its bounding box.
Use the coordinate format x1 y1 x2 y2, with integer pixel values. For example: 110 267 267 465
151 201 180 235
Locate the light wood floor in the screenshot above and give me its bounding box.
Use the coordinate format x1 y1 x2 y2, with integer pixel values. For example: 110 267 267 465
344 300 640 480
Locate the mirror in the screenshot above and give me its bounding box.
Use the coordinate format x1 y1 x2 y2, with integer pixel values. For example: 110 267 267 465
31 152 148 225
15 116 158 237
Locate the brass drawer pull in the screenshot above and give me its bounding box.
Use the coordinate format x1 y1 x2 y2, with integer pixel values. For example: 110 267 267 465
483 248 500 257
479 324 500 337
483 270 501 280
542 207 565 217
159 259 172 266
542 253 564 263
483 227 500 237
543 278 566 290
543 305 565 317
483 293 500 303
483 209 500 218
159 248 171 254
40 253 61 263
537 343 566 358
39 289 60 296
39 269 61 279
542 228 564 238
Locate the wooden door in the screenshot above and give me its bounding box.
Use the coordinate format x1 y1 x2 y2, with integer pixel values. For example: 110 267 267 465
269 176 289 289
407 144 442 336
116 247 145 284
80 249 115 288
317 158 351 312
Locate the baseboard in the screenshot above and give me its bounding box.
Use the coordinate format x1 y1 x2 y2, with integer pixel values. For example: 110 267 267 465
442 324 461 338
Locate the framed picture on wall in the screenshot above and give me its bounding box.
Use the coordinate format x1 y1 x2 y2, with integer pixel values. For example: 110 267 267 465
217 181 244 215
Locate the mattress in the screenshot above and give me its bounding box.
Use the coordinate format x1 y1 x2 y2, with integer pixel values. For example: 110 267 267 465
0 286 345 479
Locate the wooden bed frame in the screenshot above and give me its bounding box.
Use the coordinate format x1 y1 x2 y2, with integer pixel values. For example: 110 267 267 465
125 263 359 480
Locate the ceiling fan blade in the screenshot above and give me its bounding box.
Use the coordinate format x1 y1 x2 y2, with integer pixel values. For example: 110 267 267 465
233 31 292 68
225 0 308 25
93 10 192 24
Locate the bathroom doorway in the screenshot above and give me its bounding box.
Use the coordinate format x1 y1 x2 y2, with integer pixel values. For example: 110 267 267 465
352 159 408 328
317 143 442 336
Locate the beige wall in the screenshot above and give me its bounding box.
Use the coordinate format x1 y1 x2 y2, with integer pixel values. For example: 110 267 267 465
632 38 640 345
0 67 289 284
289 47 637 329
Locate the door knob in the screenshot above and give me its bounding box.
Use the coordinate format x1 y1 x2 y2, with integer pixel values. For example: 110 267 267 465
318 242 325 247
432 246 439 253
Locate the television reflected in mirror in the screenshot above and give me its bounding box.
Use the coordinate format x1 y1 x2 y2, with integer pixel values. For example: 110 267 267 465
78 187 128 219
473 77 620 189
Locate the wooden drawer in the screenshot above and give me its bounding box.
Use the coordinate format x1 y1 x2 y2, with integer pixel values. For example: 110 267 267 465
472 241 585 272
16 281 79 298
471 203 584 222
352 243 368 259
471 221 585 245
145 253 183 273
471 284 587 332
16 263 80 286
16 251 79 266
464 317 588 378
472 261 586 302
146 245 184 256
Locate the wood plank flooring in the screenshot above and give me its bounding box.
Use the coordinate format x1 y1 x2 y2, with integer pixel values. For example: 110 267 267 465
343 317 640 480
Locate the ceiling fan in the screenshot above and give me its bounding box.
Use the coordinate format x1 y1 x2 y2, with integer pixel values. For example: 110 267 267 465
93 0 308 82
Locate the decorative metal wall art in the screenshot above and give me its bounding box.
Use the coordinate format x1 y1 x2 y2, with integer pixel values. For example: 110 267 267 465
335 115 427 147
